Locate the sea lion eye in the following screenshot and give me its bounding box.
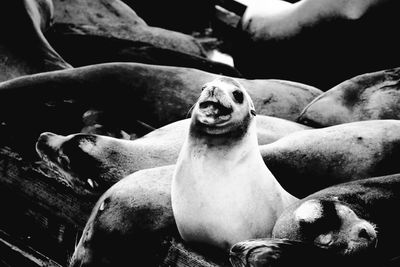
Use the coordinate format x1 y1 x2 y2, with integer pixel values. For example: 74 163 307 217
232 90 244 103
57 154 70 168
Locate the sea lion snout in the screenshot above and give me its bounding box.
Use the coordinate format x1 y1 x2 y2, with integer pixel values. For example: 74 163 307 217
36 132 64 159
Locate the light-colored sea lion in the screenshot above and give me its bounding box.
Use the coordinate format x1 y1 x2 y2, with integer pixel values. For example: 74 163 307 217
233 0 400 88
171 77 298 252
260 119 400 198
229 173 400 267
35 115 310 192
297 67 400 127
0 0 71 82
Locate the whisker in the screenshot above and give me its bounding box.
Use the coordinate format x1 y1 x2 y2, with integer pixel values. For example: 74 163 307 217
186 103 196 118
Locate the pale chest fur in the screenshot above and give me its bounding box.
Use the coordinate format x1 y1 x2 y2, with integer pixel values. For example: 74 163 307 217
171 141 290 250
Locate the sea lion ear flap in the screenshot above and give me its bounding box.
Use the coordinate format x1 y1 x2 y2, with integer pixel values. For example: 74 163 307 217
249 101 256 116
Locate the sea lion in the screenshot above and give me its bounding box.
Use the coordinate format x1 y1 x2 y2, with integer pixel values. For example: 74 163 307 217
0 62 322 126
120 0 213 33
36 119 400 200
171 77 298 252
69 165 179 267
229 173 400 266
297 67 400 128
45 34 243 77
0 0 71 82
233 0 400 88
260 119 400 198
35 115 310 193
0 62 320 157
50 0 206 57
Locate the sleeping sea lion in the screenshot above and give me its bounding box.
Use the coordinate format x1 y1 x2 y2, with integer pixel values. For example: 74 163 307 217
0 0 71 82
171 77 298 251
35 115 310 193
0 62 322 126
233 0 400 88
297 67 400 127
260 119 400 197
229 173 400 266
0 62 320 158
51 0 206 57
68 165 178 267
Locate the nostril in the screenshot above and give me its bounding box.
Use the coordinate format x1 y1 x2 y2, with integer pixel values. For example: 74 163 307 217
358 228 371 240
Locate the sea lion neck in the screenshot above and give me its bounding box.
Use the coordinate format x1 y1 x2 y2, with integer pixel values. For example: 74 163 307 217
186 118 259 164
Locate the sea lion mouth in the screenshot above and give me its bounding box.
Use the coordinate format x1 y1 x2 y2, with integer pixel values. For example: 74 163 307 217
198 100 233 125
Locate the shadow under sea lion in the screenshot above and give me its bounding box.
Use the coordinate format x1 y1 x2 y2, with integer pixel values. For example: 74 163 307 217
0 0 71 82
297 67 400 128
230 173 400 267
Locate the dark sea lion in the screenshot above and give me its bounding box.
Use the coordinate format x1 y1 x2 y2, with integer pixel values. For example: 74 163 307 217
171 77 298 252
260 119 400 198
45 34 243 77
233 0 400 89
120 0 213 33
230 173 400 266
35 115 310 192
0 62 322 125
297 67 400 128
51 0 206 57
0 0 71 82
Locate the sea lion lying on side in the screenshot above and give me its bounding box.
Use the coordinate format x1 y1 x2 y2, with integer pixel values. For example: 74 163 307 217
68 165 179 267
51 0 206 57
0 62 320 159
230 173 400 266
233 0 400 89
0 62 322 127
260 119 400 197
297 67 400 127
0 0 71 82
37 119 400 198
36 115 310 192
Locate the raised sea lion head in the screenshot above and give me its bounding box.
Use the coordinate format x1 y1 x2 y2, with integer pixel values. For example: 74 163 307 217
190 77 256 142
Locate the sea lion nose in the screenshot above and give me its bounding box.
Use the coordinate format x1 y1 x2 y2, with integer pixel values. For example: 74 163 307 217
353 221 377 242
37 132 56 145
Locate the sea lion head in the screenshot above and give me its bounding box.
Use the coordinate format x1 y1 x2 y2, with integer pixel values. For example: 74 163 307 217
273 199 378 257
35 132 127 192
190 77 256 141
